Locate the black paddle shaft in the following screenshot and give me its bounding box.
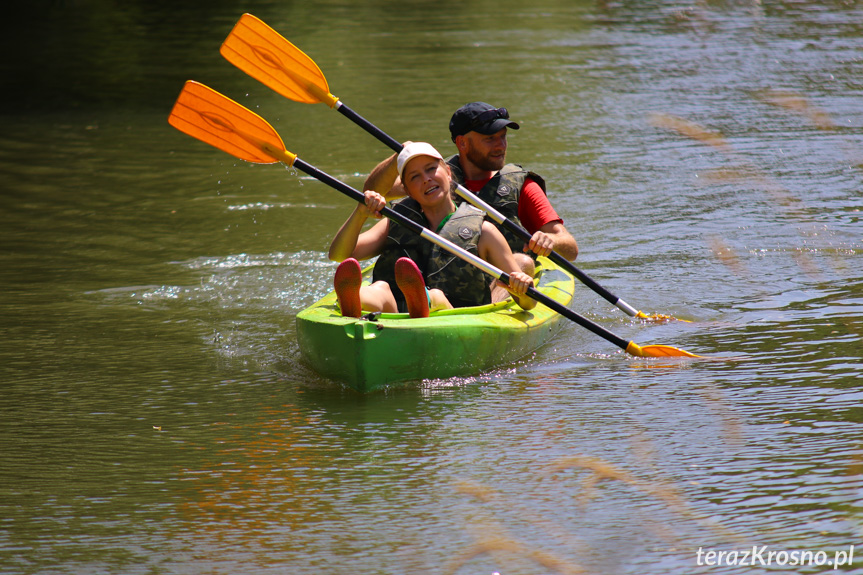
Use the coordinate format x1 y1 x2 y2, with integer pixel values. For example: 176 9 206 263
336 104 402 153
291 157 633 352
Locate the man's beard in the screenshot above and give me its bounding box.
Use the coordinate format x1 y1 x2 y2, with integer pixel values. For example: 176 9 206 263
466 144 505 172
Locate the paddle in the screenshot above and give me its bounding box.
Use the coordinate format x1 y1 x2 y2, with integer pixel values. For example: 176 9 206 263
219 13 682 323
168 80 701 359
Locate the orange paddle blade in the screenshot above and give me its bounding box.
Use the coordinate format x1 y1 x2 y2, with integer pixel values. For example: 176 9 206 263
626 342 703 358
221 13 339 108
168 80 294 165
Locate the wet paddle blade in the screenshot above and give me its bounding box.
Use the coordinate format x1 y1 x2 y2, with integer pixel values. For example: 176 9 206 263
221 13 339 107
626 342 703 358
640 345 702 358
168 81 291 165
635 311 691 323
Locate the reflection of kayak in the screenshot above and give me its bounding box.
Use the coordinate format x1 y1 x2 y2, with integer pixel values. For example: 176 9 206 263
296 256 576 392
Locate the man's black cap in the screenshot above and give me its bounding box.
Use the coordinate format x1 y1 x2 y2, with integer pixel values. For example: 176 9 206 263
449 102 520 141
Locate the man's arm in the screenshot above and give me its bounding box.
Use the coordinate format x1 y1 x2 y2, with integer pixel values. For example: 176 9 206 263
519 178 579 260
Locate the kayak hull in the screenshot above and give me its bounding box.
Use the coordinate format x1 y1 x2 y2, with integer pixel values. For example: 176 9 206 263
296 256 575 392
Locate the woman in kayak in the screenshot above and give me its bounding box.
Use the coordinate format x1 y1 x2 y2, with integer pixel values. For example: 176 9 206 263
328 142 536 318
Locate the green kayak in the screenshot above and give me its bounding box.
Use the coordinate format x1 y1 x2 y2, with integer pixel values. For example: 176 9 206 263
296 256 576 391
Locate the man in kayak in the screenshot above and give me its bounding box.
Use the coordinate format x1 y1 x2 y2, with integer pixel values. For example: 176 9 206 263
328 142 536 318
446 102 579 272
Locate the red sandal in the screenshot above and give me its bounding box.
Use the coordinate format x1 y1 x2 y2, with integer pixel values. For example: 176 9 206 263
395 257 429 318
334 258 362 318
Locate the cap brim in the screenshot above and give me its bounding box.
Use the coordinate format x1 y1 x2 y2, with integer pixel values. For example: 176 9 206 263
473 119 520 135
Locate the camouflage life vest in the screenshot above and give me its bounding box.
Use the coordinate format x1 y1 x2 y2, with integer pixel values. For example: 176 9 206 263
371 198 489 312
445 154 547 258
425 203 490 308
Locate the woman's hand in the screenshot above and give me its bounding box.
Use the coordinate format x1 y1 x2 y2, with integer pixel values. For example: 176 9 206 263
506 270 533 295
359 190 387 219
493 271 536 310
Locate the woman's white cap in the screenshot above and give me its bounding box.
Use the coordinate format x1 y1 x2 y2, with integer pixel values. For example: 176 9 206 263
397 142 444 180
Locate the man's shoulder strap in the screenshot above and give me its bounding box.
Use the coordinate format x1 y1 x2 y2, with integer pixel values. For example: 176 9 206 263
445 154 464 182
499 163 548 194
526 170 547 194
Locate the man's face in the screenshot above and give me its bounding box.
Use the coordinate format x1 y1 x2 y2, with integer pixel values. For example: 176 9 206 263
461 128 508 172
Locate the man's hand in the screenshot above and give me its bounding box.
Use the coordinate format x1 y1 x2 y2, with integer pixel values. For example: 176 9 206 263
532 222 579 261
525 231 554 257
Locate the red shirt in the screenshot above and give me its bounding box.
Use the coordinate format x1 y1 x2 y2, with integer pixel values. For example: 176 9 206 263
463 176 562 235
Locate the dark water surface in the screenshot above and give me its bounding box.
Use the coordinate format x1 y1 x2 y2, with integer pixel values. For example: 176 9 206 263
2 1 862 574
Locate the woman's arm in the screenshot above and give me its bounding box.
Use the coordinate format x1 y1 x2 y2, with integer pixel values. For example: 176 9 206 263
328 191 390 262
477 222 537 310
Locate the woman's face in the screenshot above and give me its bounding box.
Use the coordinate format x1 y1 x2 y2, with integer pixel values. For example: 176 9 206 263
401 156 452 206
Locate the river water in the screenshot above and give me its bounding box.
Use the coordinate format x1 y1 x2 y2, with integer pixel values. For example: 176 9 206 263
1 1 861 574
